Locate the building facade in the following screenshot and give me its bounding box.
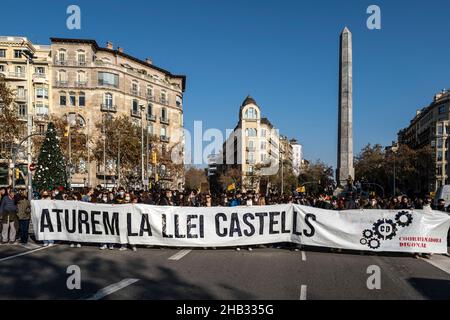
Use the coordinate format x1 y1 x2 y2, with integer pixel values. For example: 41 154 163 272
217 96 299 192
0 36 186 189
0 36 52 187
398 89 450 192
290 139 303 177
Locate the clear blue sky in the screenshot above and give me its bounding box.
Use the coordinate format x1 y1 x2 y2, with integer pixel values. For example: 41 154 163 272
2 0 450 168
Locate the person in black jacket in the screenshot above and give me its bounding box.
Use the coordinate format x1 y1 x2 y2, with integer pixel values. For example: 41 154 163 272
1 189 18 244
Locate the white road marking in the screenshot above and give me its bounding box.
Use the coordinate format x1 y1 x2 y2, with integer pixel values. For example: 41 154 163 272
168 249 192 261
421 255 450 275
299 285 307 300
86 279 139 300
0 245 55 263
301 251 306 261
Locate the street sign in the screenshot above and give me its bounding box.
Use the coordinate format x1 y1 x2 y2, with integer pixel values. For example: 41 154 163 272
29 163 37 171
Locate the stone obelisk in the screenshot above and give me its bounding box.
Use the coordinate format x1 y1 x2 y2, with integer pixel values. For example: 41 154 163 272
337 27 354 187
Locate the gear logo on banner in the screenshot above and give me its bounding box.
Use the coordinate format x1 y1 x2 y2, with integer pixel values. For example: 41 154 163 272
360 211 413 249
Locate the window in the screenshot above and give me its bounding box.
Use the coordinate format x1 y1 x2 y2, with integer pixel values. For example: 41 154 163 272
176 96 182 108
18 104 27 118
132 81 139 95
245 107 258 119
69 93 76 106
59 93 67 106
98 72 119 87
35 103 49 115
58 70 67 83
14 50 22 58
58 50 66 62
261 129 267 137
161 90 167 103
261 141 266 150
438 124 444 135
437 165 443 176
104 93 113 107
132 99 139 114
147 86 153 98
439 105 446 114
35 67 45 75
0 65 4 72
79 92 86 107
17 86 25 99
160 126 167 137
148 123 153 135
0 49 6 58
437 150 443 162
15 66 24 76
77 71 86 84
77 51 86 65
147 103 153 116
246 128 257 137
261 153 267 162
36 87 48 99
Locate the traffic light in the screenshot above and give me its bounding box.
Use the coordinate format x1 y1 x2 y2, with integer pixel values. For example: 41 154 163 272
151 151 157 165
64 125 70 137
15 168 20 180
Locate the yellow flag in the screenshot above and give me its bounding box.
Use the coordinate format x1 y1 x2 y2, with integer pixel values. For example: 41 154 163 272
227 183 236 191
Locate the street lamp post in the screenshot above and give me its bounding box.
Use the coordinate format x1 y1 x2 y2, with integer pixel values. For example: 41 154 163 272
21 49 34 201
140 105 145 190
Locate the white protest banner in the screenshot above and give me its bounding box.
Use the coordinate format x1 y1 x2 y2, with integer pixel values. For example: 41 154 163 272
31 201 450 253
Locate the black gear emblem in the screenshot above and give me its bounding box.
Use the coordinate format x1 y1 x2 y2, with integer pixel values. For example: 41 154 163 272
360 238 368 245
368 238 381 249
373 219 397 240
395 211 413 227
363 229 374 239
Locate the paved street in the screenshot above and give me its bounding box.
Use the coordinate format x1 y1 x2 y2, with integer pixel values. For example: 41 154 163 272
0 242 449 300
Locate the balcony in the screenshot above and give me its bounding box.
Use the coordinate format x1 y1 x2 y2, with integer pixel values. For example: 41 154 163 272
131 89 140 97
75 81 88 88
54 60 68 66
32 73 47 83
160 135 170 143
55 81 68 87
147 113 156 122
246 147 256 152
146 94 156 102
8 72 26 79
131 109 141 118
246 159 256 165
77 61 88 67
17 113 27 121
160 98 169 106
160 117 170 125
100 104 117 112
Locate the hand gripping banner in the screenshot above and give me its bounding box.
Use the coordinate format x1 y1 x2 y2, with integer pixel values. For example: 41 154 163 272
31 201 450 253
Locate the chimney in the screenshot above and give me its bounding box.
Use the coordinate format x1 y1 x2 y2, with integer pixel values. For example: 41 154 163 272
106 41 113 49
118 47 124 53
146 57 153 65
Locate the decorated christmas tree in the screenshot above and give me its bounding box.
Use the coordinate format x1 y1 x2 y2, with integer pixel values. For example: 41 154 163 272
34 122 68 191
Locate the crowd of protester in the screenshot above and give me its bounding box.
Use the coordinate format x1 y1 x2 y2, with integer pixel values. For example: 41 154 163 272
1 184 449 256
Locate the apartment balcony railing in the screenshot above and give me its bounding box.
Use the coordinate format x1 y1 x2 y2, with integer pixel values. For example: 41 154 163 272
246 159 256 165
146 94 156 102
54 60 68 66
17 113 27 121
160 135 170 143
55 81 68 87
246 147 256 152
160 98 169 106
75 81 88 88
100 104 117 112
160 117 170 125
9 72 26 79
147 114 156 122
77 61 88 67
15 90 27 101
131 89 140 97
